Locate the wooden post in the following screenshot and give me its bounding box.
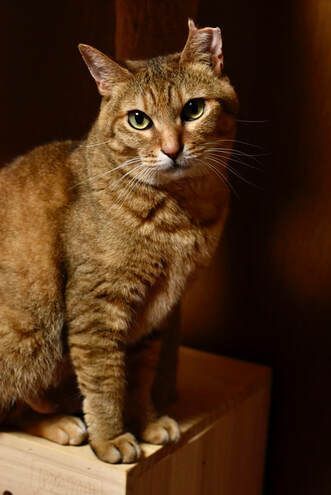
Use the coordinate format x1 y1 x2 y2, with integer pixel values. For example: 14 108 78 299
115 0 199 59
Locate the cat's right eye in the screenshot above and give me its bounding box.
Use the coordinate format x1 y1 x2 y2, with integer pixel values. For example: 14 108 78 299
128 110 153 130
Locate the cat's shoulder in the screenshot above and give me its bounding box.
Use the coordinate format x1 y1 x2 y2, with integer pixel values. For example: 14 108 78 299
0 140 80 208
0 140 78 175
24 139 77 161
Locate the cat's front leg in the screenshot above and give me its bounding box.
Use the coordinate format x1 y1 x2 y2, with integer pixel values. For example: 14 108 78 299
128 332 181 445
67 284 142 464
70 327 140 463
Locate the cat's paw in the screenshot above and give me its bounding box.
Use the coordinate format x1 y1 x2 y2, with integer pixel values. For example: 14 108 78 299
141 415 181 445
24 415 87 446
92 432 141 464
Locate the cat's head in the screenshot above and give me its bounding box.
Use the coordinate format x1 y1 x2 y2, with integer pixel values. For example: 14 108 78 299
79 19 238 186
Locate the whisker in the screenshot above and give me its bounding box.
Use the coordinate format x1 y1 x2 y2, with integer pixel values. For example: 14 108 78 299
205 161 239 198
113 163 144 187
208 138 264 150
70 157 141 190
111 164 148 208
205 151 261 170
205 148 261 164
236 119 269 124
114 165 151 210
138 167 154 189
206 156 261 189
194 157 239 198
115 174 140 210
79 139 113 149
205 146 266 159
227 155 264 171
205 142 268 167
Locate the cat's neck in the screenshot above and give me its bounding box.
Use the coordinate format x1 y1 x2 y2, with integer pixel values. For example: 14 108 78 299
164 174 229 226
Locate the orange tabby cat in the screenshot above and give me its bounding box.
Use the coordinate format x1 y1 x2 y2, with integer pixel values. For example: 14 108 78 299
0 20 238 463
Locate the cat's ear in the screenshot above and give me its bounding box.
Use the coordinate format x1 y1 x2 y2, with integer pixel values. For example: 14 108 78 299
180 19 224 76
78 44 131 96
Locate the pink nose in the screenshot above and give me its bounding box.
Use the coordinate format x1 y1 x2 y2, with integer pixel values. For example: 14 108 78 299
161 144 183 161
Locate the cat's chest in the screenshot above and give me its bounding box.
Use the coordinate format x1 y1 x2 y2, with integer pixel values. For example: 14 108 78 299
76 190 227 342
127 217 223 343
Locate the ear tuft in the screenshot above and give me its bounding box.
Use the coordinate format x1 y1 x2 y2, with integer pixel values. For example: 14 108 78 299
188 18 197 32
181 20 224 76
78 44 131 96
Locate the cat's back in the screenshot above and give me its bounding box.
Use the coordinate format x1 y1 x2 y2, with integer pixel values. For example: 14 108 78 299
0 140 77 210
0 141 79 233
0 141 80 404
0 141 78 282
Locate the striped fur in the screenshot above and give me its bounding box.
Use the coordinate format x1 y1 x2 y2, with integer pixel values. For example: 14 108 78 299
0 23 237 462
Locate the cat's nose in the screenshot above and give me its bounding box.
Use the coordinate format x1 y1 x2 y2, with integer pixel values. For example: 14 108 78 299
161 144 184 162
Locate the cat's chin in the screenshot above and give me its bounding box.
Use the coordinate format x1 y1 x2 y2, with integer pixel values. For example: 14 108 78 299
142 165 205 187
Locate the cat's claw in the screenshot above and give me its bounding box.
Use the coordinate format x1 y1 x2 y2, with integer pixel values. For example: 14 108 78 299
92 432 141 464
141 415 181 445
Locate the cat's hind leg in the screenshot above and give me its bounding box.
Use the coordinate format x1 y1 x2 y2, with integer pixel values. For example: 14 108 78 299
8 408 87 446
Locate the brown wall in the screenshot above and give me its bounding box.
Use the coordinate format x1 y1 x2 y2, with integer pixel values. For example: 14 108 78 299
1 1 330 494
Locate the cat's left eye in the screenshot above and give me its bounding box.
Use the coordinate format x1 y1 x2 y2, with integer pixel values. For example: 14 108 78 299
128 110 153 130
181 98 205 122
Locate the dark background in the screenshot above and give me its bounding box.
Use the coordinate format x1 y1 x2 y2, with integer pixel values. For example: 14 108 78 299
1 1 330 493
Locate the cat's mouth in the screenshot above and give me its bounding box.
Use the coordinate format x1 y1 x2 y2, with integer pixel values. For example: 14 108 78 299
139 158 203 186
165 161 191 172
154 159 202 184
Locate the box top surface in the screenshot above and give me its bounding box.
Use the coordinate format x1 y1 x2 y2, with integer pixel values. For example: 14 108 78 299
0 347 271 483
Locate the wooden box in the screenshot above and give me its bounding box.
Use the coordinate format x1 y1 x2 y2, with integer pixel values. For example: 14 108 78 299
0 347 271 495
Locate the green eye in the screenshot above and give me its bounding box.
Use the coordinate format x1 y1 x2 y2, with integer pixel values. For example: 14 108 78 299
128 110 153 130
181 98 205 121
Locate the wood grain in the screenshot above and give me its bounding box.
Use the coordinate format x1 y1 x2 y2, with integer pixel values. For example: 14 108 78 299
0 347 270 495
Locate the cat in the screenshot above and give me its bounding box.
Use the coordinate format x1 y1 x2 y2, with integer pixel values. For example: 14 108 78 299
0 19 238 463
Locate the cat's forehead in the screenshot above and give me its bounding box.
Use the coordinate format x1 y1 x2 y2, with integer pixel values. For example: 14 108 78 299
122 57 220 112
